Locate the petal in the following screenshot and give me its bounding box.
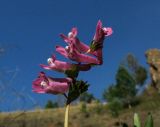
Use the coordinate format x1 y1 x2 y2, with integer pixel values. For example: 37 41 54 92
48 77 72 83
32 82 46 93
94 20 102 41
75 38 90 53
71 27 78 37
76 53 99 64
33 78 43 86
97 20 102 31
56 46 68 58
103 27 113 36
40 60 73 72
40 64 54 70
46 82 69 94
54 60 72 71
39 71 46 77
96 49 103 65
60 34 70 43
51 54 56 62
32 89 46 93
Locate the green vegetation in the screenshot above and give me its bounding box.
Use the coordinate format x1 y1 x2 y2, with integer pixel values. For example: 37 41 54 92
79 92 95 103
0 94 159 127
134 113 154 127
103 54 147 116
0 53 159 127
107 98 123 117
45 100 59 109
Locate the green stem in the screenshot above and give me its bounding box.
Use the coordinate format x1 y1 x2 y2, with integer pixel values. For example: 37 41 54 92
64 104 70 127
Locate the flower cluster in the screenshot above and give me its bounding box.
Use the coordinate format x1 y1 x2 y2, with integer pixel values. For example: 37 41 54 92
32 20 112 101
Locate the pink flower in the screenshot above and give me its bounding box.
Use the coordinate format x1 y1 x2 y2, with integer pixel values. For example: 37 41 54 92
60 28 90 53
94 49 103 65
59 20 112 65
87 20 113 64
56 44 100 64
32 72 72 94
88 20 113 52
93 20 113 43
40 55 91 72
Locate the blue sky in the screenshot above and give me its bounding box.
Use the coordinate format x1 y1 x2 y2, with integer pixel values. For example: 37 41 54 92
0 0 160 111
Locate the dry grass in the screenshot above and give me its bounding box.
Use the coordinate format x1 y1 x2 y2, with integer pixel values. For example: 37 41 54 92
0 94 160 127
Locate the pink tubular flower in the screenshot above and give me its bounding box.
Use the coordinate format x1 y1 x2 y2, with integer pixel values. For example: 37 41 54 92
86 20 113 64
88 20 113 53
32 72 72 94
93 20 113 43
94 49 103 65
40 55 91 72
56 44 100 64
40 55 73 72
60 27 90 53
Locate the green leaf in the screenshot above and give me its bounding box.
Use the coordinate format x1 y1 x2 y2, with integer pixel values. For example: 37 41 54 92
65 65 79 78
67 80 89 104
144 113 153 127
134 113 141 127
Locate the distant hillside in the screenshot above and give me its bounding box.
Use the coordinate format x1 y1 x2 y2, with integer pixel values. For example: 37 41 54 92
1 48 160 127
0 93 160 127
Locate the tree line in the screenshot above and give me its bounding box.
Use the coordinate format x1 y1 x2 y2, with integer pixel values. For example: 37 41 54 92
45 53 148 116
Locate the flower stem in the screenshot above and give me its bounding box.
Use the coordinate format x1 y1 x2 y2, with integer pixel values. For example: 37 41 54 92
64 104 70 127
